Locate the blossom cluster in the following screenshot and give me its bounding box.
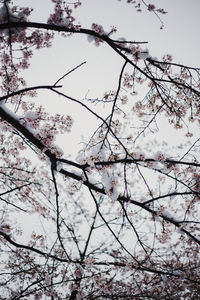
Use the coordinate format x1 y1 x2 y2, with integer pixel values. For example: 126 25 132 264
0 2 31 24
47 0 75 26
20 104 73 151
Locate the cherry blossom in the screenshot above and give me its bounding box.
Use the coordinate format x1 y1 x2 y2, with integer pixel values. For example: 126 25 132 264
0 0 199 299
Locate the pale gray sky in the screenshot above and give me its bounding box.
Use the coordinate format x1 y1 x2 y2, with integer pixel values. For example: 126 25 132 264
3 2 200 290
16 0 200 157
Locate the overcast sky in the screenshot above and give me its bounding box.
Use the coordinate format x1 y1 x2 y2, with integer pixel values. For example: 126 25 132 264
8 0 200 258
21 0 200 62
15 0 200 157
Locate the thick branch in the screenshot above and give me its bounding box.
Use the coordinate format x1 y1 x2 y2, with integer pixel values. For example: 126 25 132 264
1 21 199 95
